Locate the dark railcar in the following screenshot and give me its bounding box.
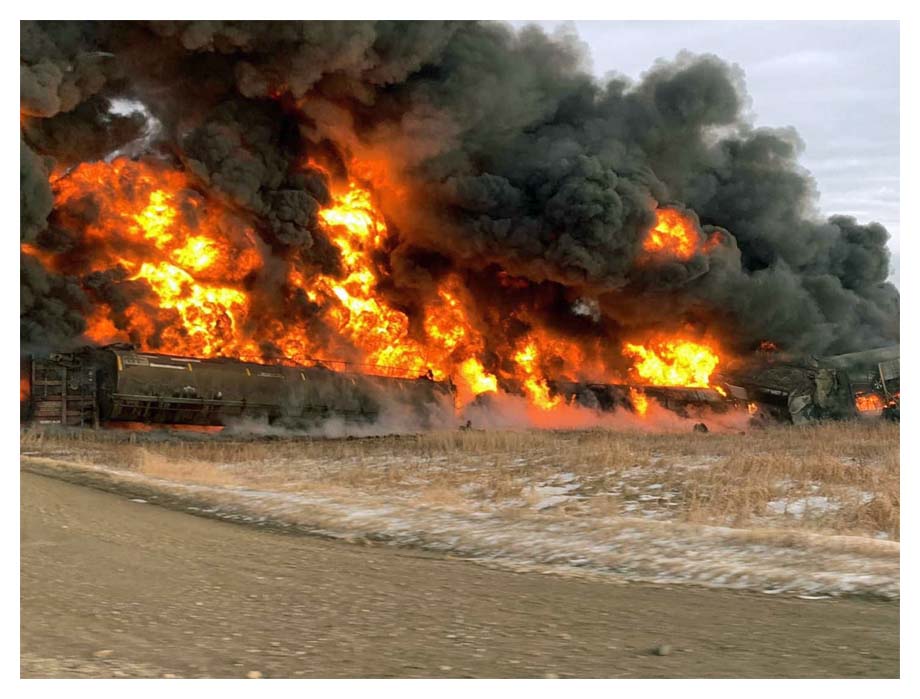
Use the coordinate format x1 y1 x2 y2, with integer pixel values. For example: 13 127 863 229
22 345 454 428
550 380 729 416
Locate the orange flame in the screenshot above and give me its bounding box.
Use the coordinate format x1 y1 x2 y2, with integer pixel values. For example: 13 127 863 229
457 358 498 405
20 242 56 268
33 159 511 407
855 393 885 412
42 161 263 359
25 157 735 417
624 336 721 388
629 387 649 417
513 339 562 410
643 209 703 261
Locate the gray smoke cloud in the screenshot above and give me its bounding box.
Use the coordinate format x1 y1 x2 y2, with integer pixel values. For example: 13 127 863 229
20 21 115 118
20 20 898 360
20 252 89 350
20 139 54 243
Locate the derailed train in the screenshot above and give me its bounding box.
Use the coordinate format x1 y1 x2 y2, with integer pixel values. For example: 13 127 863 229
552 344 900 424
20 342 899 429
21 344 454 428
717 344 900 424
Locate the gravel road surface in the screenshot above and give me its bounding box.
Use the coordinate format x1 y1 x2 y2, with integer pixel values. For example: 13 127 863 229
21 471 898 678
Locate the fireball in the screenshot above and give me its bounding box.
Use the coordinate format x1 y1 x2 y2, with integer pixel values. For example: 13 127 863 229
624 336 721 388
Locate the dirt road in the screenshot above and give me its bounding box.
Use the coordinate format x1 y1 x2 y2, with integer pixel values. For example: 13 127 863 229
21 471 898 678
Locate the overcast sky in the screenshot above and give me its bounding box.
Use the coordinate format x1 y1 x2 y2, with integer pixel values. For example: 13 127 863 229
511 20 900 286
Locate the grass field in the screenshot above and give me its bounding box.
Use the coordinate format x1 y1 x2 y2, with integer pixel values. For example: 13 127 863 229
21 420 899 540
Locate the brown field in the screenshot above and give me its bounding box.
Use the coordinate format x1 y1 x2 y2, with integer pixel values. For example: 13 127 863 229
21 420 899 540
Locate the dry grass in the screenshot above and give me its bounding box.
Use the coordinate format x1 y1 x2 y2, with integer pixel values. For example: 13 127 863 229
20 420 899 539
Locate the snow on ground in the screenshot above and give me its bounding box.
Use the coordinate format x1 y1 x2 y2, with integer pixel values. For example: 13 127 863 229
766 496 839 517
530 472 582 510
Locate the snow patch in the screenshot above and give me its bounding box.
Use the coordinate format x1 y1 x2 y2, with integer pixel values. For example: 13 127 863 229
766 496 841 517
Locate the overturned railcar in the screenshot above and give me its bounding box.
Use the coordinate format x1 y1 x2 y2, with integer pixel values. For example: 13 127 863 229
549 343 901 424
719 344 900 424
21 345 453 429
551 381 728 417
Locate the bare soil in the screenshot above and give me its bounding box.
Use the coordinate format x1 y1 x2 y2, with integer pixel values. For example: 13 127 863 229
21 471 898 678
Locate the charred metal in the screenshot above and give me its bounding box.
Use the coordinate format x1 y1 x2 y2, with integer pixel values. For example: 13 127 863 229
20 343 897 430
20 344 453 429
549 344 900 425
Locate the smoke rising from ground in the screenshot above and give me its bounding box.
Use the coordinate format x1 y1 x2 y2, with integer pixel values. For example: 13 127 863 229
20 20 898 360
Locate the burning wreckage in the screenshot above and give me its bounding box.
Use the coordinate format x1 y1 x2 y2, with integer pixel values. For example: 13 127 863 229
20 342 898 429
554 343 900 425
20 21 899 432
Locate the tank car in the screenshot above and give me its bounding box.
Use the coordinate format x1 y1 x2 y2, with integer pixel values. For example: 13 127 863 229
21 345 454 429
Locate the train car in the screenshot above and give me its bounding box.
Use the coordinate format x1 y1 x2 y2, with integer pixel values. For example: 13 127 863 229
21 345 454 429
717 344 900 424
550 380 730 416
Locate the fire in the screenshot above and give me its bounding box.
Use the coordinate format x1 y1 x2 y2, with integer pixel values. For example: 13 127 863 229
643 208 702 261
27 158 513 407
37 160 264 359
855 393 885 412
133 190 176 244
173 236 219 272
307 183 424 374
629 387 649 416
513 340 562 410
311 186 498 402
457 357 498 405
319 184 383 246
132 261 248 356
624 336 721 388
23 156 733 416
623 334 723 419
422 278 490 380
20 242 55 268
